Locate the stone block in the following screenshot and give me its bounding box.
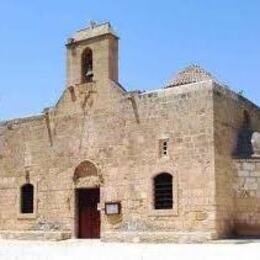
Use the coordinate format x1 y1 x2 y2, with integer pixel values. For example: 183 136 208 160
238 170 249 177
244 178 258 190
249 171 260 177
242 163 255 171
195 211 208 221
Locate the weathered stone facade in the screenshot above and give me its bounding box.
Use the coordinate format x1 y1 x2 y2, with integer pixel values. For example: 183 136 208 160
0 22 259 242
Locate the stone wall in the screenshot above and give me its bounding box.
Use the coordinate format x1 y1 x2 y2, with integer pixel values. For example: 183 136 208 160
0 78 218 242
233 159 260 236
101 81 217 242
213 82 260 237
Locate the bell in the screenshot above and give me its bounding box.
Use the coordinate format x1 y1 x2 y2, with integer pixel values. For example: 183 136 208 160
85 68 93 77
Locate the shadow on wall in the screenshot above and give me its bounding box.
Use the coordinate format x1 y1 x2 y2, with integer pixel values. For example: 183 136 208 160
233 111 254 158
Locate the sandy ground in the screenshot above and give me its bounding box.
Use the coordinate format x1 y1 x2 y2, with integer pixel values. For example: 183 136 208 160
0 239 260 260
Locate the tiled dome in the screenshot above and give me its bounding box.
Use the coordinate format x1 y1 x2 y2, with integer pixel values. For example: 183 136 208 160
165 64 214 88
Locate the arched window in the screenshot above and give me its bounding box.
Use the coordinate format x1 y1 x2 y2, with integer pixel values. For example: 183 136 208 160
233 110 253 158
81 48 93 83
242 110 251 129
21 184 34 214
153 173 173 210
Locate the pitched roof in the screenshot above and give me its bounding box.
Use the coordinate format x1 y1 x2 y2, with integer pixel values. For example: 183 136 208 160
165 64 215 88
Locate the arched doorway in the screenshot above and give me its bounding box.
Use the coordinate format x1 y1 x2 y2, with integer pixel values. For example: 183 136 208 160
74 161 100 239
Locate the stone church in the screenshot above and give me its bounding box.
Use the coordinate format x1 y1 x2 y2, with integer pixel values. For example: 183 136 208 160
0 22 260 242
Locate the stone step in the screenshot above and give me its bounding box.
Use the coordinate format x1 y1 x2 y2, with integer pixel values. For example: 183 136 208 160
0 230 71 241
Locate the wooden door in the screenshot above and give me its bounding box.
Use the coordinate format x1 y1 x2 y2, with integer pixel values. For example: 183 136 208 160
78 188 100 238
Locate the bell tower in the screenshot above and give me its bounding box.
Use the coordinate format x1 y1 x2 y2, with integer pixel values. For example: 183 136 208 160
66 22 119 87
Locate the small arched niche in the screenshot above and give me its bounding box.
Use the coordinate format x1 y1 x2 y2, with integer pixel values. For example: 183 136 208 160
81 48 93 83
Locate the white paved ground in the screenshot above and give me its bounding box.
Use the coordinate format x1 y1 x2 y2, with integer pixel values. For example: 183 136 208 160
0 239 260 260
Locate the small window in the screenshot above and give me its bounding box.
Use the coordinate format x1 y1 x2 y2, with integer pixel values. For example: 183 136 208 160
21 184 34 214
159 139 169 157
81 48 93 83
154 173 173 210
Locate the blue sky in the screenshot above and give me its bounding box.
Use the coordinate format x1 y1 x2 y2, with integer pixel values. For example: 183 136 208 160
0 0 259 120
